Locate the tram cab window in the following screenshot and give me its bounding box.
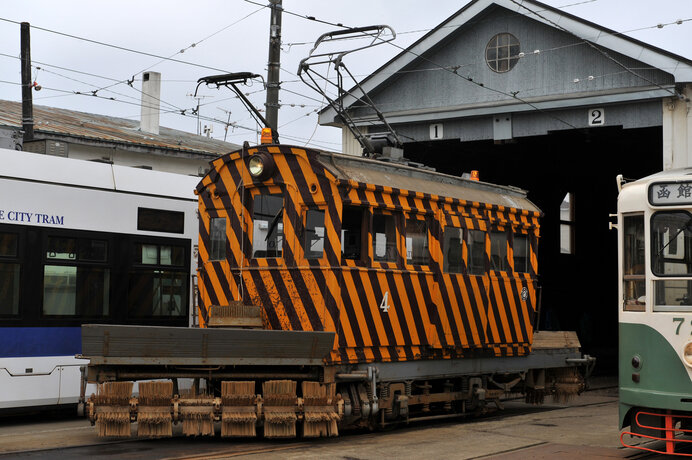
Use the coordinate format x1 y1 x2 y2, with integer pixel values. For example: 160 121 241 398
651 212 692 311
341 206 365 262
252 194 283 259
43 236 110 317
623 214 645 311
513 233 529 273
490 231 509 272
209 217 226 261
0 232 20 315
405 218 429 266
129 243 186 318
372 210 397 263
304 208 325 259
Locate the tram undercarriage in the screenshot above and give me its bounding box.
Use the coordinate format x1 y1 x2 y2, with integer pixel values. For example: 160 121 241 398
79 325 592 438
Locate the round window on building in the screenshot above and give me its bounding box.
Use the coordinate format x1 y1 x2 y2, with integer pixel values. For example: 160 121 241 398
486 33 520 73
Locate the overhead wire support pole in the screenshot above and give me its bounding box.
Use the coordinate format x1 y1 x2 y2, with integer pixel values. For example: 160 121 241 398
20 22 34 143
265 0 282 135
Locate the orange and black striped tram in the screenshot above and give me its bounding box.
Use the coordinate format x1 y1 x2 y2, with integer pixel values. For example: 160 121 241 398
81 140 591 438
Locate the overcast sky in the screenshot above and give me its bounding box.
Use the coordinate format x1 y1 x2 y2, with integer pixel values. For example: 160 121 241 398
0 0 690 151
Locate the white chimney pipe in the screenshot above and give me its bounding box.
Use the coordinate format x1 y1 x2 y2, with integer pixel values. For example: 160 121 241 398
140 71 161 135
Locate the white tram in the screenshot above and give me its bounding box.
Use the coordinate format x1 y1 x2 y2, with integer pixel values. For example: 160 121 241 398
618 170 692 455
0 148 199 412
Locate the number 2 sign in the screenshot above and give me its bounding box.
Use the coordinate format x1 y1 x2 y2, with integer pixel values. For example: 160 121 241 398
588 108 604 126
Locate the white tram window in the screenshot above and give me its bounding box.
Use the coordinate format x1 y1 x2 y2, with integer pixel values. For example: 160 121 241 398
651 212 692 276
252 194 284 259
654 280 692 311
43 265 110 316
560 192 575 254
372 211 397 263
490 231 509 272
43 237 111 317
134 243 185 267
623 214 645 311
209 217 226 261
405 218 429 266
513 233 529 273
0 263 20 315
304 209 325 260
0 232 18 257
0 232 20 316
128 271 186 318
651 212 692 311
46 237 77 260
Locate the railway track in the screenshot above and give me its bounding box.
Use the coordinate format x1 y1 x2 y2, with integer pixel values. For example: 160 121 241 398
1 385 640 459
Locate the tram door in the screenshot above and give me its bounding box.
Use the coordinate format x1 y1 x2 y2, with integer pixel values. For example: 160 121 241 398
486 226 537 350
438 213 488 350
198 209 233 325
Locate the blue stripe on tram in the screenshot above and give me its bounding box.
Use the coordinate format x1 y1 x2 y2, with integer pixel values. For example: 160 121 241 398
0 327 81 358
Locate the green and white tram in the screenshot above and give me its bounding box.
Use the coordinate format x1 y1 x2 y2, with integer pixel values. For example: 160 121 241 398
618 170 692 455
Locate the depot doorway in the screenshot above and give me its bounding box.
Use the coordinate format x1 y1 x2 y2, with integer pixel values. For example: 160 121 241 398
405 126 662 371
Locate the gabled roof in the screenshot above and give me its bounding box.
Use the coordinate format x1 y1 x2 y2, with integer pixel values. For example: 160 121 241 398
0 99 240 157
319 0 692 125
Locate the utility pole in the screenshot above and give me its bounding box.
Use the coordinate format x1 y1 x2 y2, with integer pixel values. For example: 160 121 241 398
20 22 34 143
265 0 282 133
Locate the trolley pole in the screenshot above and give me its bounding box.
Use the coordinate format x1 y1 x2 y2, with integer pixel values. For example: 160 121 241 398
20 22 34 143
265 0 282 134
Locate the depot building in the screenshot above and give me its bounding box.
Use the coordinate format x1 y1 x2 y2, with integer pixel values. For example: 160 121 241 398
317 0 692 368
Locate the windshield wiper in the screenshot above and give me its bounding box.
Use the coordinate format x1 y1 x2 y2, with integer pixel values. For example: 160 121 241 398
265 206 284 241
657 217 692 256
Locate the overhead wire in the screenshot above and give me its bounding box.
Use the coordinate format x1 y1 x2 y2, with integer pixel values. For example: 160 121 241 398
2 2 688 149
277 1 690 132
0 17 230 74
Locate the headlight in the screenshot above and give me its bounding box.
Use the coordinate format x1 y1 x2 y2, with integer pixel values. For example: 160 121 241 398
248 155 265 177
684 342 692 367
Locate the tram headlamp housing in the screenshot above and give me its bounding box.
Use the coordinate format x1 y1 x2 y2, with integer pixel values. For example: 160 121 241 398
247 153 275 181
684 342 692 368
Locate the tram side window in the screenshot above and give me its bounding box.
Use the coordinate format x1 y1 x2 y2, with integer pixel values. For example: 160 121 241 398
342 206 365 261
442 227 486 275
513 233 529 273
467 229 486 275
128 243 186 318
372 210 397 263
0 232 20 315
623 214 645 311
443 227 464 273
252 194 283 258
137 208 185 234
304 208 325 259
651 212 692 311
490 230 509 271
43 237 110 316
405 218 429 266
209 217 226 261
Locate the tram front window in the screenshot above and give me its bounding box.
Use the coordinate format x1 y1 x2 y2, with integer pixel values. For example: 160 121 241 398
623 214 645 311
252 194 283 259
651 211 692 311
